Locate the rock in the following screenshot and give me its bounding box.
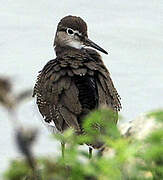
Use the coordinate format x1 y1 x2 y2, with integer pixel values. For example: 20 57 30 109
118 113 162 139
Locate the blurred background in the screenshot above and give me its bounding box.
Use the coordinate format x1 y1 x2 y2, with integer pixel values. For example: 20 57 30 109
0 0 163 174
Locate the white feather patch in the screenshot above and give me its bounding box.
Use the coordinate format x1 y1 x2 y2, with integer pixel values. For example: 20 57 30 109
42 120 60 134
33 100 60 134
67 40 83 49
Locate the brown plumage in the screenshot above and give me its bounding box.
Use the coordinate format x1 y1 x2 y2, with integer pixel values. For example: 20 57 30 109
33 15 121 156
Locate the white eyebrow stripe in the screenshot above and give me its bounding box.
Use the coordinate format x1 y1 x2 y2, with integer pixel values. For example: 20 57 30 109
74 30 82 36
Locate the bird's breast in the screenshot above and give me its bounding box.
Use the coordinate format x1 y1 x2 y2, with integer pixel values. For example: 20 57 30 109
73 75 98 111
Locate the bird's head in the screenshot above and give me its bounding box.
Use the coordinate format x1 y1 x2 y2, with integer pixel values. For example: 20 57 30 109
54 15 108 55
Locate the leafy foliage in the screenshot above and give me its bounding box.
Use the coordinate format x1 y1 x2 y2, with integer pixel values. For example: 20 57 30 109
3 109 163 180
147 110 163 122
4 160 29 180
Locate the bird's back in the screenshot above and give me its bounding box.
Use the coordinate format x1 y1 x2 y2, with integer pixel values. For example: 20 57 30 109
33 48 121 136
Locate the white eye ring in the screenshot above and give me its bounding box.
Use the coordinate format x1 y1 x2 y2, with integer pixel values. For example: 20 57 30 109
66 28 74 35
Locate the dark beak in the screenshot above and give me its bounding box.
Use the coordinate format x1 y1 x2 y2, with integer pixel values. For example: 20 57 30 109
84 37 108 55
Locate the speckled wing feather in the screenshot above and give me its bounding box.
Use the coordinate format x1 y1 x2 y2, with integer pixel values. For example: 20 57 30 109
33 58 82 132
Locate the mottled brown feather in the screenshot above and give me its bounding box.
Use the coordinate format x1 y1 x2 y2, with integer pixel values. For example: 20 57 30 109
33 47 121 136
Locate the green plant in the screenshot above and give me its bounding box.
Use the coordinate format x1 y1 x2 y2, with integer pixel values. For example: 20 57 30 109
3 109 163 180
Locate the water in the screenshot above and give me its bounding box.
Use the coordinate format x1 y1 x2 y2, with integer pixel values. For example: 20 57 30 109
0 0 163 175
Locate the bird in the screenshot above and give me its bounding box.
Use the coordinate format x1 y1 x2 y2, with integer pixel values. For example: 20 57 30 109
33 15 121 158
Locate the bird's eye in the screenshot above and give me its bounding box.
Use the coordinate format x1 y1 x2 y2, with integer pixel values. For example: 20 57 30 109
67 28 74 35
